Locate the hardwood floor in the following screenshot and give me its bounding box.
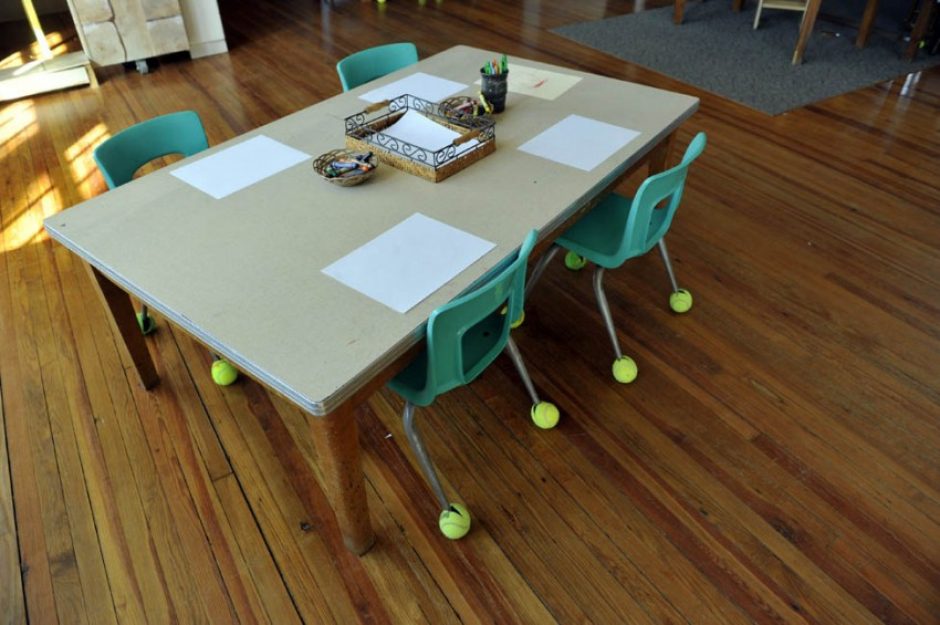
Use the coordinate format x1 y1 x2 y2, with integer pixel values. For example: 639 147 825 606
1 1 938 623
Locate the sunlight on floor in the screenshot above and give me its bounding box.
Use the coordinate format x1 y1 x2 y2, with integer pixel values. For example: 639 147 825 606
65 122 110 199
0 100 37 160
0 51 25 70
0 32 65 70
1 172 59 252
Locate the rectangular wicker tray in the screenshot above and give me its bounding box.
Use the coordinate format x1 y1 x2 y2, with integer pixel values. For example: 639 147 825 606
344 94 496 183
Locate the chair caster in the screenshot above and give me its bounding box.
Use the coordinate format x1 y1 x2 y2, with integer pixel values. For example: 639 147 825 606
439 503 471 539
211 359 239 386
564 251 588 271
669 288 693 314
531 401 560 429
612 356 638 384
136 311 156 335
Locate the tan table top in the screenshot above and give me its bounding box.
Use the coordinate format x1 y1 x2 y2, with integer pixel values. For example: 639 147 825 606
44 45 698 416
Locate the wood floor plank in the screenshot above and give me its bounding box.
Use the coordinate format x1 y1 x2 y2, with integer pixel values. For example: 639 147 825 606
0 221 28 625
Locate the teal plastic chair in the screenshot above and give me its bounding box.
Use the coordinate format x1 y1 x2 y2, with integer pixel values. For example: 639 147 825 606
388 229 560 540
527 132 707 384
336 42 419 92
93 110 238 387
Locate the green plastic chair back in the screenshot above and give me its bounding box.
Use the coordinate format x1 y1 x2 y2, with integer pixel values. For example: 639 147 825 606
94 111 209 189
557 132 706 268
388 229 538 407
336 42 419 92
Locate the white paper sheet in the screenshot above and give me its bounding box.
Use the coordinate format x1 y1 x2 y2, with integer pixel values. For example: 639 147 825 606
358 72 467 104
170 135 311 199
517 114 641 172
322 213 496 314
371 110 478 156
475 64 582 100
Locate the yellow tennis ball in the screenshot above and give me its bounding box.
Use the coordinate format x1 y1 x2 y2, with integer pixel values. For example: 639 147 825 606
669 289 693 314
211 360 239 386
531 402 560 429
612 356 637 384
564 251 588 271
439 503 471 540
136 311 156 335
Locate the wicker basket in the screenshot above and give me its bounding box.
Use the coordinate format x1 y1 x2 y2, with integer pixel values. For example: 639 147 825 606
438 96 491 124
344 94 496 183
313 149 377 187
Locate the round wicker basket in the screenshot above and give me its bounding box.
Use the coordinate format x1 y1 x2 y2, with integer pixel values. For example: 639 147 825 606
438 96 492 124
313 149 377 187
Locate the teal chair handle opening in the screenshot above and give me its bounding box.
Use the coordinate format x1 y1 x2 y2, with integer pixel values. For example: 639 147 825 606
620 132 707 259
93 111 209 189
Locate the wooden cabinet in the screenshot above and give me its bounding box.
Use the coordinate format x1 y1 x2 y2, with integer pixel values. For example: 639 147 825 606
66 0 189 66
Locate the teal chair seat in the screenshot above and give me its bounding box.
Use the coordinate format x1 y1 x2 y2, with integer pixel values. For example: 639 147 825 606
336 42 419 92
527 132 707 384
557 193 672 269
93 110 238 387
387 230 560 541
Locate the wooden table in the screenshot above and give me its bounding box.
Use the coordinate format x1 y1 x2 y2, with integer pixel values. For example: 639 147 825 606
44 45 698 554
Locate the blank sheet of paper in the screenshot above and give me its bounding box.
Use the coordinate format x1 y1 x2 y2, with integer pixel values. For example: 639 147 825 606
358 72 467 104
371 110 478 156
322 213 496 314
171 135 311 199
517 114 641 172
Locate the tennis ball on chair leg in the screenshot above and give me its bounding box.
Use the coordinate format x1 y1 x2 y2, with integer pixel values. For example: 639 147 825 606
211 359 239 386
564 251 588 271
612 356 638 384
669 289 693 314
136 311 156 335
530 401 560 429
439 503 471 540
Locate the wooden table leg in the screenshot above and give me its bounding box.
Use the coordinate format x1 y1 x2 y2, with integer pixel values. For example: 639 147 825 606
674 0 685 24
905 0 934 60
732 0 745 12
85 264 159 389
856 0 881 47
792 0 822 64
310 404 375 555
647 130 677 175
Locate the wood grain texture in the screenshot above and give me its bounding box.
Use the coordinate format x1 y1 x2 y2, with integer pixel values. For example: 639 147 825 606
1 1 938 623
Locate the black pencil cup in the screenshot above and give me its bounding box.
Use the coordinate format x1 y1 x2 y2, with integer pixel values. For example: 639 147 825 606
480 70 509 113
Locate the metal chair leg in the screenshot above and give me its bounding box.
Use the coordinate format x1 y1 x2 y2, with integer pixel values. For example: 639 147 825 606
402 401 450 511
657 239 681 293
504 336 541 405
594 266 638 383
504 336 561 428
525 244 560 299
592 267 624 360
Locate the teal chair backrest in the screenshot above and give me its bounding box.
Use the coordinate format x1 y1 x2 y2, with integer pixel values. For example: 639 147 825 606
336 42 419 92
620 132 707 260
94 111 209 189
420 229 537 403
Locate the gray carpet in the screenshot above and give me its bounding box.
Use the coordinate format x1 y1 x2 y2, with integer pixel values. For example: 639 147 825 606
553 2 940 115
